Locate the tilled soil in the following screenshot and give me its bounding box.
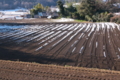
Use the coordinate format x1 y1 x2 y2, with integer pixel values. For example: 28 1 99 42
0 60 120 80
0 23 120 71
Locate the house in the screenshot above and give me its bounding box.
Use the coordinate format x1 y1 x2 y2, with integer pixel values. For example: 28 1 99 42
34 15 39 18
47 12 59 19
38 12 59 19
38 12 48 18
50 7 60 12
51 12 59 18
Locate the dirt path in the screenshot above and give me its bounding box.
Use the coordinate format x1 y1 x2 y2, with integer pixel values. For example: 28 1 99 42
0 60 120 80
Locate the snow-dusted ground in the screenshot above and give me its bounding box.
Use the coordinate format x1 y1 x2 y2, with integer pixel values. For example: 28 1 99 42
51 18 74 22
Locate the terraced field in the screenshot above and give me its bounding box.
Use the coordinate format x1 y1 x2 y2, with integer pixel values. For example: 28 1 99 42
0 60 120 80
0 23 120 70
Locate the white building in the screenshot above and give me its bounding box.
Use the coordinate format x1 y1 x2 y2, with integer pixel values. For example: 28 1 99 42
39 12 59 18
50 7 60 12
0 9 30 20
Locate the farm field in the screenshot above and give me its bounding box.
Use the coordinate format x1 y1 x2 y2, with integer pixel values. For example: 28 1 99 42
0 60 120 80
0 23 120 71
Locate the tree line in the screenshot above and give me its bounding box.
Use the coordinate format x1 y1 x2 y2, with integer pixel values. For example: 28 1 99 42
57 0 120 22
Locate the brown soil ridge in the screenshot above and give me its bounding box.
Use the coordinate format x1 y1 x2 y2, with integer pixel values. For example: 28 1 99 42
0 19 90 25
0 60 120 80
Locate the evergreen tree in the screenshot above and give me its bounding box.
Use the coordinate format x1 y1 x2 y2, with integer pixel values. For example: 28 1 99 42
30 3 44 16
57 0 65 16
34 3 44 12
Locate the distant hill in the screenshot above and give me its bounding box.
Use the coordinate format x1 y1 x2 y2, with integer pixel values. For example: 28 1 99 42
0 0 64 10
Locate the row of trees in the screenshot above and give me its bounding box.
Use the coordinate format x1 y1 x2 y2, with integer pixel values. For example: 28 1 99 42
57 0 120 22
0 0 58 9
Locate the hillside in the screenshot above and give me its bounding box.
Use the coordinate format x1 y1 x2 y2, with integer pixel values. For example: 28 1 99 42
0 0 64 9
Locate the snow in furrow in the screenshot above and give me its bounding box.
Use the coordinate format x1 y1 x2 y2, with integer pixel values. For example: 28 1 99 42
79 46 84 54
103 51 106 57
